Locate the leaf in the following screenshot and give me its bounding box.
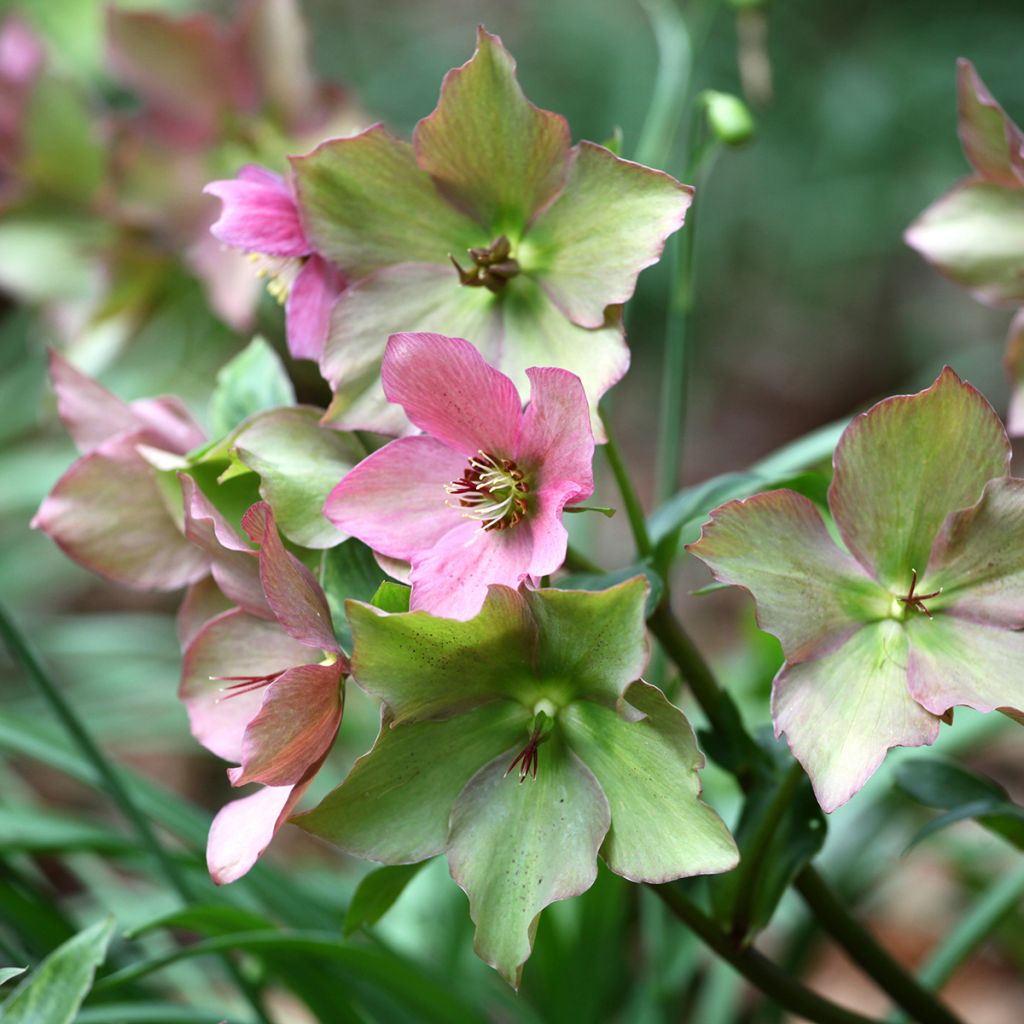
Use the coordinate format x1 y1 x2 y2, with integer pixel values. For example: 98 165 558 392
320 539 385 650
0 807 135 855
128 905 275 941
0 917 114 1024
559 562 664 617
0 972 24 990
370 582 410 613
208 337 295 437
343 862 428 935
76 1007 241 1024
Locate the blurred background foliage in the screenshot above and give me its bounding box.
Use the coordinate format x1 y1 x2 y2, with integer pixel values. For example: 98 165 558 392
0 0 1022 1021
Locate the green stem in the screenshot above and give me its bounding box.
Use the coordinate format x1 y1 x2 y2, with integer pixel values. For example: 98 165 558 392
0 603 273 1024
652 884 883 1024
599 405 654 560
887 864 1024 1022
730 759 806 941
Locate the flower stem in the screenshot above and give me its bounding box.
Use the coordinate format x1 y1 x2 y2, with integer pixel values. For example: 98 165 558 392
652 883 883 1024
0 602 273 1024
598 405 654 560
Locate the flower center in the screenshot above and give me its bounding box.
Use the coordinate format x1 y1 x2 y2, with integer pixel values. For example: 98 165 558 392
449 235 520 293
247 252 303 305
445 450 530 531
213 668 287 701
894 568 943 621
505 707 555 783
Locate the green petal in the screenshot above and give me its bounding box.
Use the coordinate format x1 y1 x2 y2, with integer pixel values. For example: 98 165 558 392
500 276 629 440
447 736 610 986
829 367 1009 589
773 621 941 812
1005 311 1024 436
528 142 692 328
292 701 528 863
688 489 888 662
523 578 649 706
561 681 738 882
346 587 537 724
906 615 1024 717
292 124 485 277
905 181 1024 306
320 264 502 434
231 406 363 548
413 28 571 233
957 59 1024 188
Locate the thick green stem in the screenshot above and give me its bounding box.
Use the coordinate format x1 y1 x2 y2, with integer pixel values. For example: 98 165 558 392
653 884 883 1024
0 603 273 1024
599 405 654 560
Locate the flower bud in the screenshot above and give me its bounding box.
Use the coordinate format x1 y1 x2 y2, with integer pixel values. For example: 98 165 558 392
702 90 756 146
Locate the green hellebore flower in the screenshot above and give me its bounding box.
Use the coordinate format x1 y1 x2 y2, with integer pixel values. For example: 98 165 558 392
291 27 693 438
294 579 737 985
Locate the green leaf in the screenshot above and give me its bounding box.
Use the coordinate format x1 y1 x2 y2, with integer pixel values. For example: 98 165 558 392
128 905 275 940
321 539 385 651
343 862 428 935
0 917 114 1024
559 561 664 617
0 807 135 855
370 582 410 613
208 337 295 438
76 1006 246 1024
0 972 24 990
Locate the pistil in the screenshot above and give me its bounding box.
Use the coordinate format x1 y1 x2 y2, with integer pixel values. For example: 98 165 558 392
897 569 942 620
505 711 553 783
213 669 286 701
450 235 520 292
445 450 530 531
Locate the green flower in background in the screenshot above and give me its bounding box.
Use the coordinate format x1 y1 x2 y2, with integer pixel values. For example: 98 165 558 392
295 578 737 985
293 28 693 437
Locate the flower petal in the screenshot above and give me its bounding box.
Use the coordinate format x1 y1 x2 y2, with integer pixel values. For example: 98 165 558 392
561 681 738 882
925 477 1024 626
284 255 345 362
772 621 942 812
292 124 484 276
242 502 339 652
408 520 535 621
905 179 1024 306
32 434 208 591
293 701 528 863
523 579 649 705
180 607 313 763
176 576 234 650
232 406 361 549
1004 310 1024 436
323 435 467 561
207 780 306 885
446 737 610 988
180 475 269 618
346 586 536 724
530 142 692 327
957 59 1024 188
382 332 522 457
233 662 344 787
204 166 310 257
829 367 1009 589
687 490 887 663
906 615 1024 717
319 263 502 435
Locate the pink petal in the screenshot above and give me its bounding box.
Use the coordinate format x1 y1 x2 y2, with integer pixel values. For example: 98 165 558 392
381 333 522 457
233 662 344 787
180 607 313 763
323 435 467 562
129 397 205 455
180 476 270 619
517 367 594 499
204 167 310 257
207 779 309 885
0 17 44 85
522 486 574 578
187 233 262 332
284 255 345 361
176 576 234 650
243 503 339 652
32 433 208 592
409 520 534 621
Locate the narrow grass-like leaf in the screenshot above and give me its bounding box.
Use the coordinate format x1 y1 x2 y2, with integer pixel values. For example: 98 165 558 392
343 862 428 935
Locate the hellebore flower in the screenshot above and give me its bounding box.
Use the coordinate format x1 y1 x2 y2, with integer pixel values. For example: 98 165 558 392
324 332 594 620
688 369 1024 812
294 579 738 985
32 351 209 591
292 27 692 436
180 501 347 884
905 60 1024 431
204 165 345 361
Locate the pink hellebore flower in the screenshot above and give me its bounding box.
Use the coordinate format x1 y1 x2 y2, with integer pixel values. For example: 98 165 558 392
179 501 347 884
324 332 595 620
32 351 209 591
205 165 345 361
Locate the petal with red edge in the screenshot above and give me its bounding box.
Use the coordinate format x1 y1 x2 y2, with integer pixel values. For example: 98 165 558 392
957 59 1024 188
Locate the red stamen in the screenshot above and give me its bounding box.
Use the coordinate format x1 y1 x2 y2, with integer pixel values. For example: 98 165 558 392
898 569 942 620
212 669 286 700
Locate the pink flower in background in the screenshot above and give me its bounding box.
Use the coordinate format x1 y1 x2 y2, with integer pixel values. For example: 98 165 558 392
0 15 43 190
179 502 347 884
205 165 345 361
324 332 595 620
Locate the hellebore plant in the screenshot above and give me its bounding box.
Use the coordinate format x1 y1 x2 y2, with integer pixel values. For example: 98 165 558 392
180 501 347 884
295 578 738 984
290 28 692 435
906 60 1024 430
324 331 594 619
689 368 1024 811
